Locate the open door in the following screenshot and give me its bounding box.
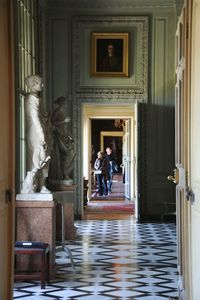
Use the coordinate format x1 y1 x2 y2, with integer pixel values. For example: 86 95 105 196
122 119 131 199
122 101 138 219
167 2 192 298
190 0 200 298
134 101 139 220
0 1 15 299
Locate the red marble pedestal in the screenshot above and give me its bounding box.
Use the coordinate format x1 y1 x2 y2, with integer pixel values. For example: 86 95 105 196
15 194 56 277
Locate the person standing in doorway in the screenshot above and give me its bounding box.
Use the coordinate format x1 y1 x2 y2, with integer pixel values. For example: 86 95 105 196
105 146 118 194
94 151 109 196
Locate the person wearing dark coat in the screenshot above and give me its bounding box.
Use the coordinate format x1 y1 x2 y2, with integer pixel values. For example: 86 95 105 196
105 146 118 193
94 151 109 196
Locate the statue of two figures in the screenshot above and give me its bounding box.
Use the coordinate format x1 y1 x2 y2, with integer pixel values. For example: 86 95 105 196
21 75 75 194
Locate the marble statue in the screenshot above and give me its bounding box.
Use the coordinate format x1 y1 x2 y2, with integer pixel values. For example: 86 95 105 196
21 75 51 194
48 96 75 186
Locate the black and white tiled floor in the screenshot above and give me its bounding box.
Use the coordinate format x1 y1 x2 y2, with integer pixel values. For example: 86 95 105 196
13 219 179 299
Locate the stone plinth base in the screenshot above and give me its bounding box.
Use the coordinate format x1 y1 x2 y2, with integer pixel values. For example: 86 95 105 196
47 180 74 191
15 194 56 277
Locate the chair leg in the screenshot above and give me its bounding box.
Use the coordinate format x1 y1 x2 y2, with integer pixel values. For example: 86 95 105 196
46 251 50 283
64 245 75 269
41 253 46 289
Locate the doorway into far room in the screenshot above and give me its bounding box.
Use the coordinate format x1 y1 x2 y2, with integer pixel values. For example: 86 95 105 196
82 103 138 218
90 120 125 201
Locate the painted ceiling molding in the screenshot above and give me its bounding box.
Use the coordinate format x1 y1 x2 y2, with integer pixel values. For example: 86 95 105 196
72 15 148 102
44 0 176 10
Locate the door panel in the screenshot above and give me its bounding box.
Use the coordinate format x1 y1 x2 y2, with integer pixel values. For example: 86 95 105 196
174 1 192 299
190 0 200 298
0 1 14 299
122 120 131 199
133 102 138 219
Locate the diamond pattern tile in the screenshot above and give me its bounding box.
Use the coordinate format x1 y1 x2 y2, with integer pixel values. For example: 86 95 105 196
13 220 179 299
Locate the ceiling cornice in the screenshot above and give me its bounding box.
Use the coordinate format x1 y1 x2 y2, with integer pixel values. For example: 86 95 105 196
43 0 176 10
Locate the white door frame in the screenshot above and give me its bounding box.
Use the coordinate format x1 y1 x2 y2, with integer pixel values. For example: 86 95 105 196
82 103 137 207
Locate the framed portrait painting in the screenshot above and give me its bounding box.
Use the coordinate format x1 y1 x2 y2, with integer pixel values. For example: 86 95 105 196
91 32 129 77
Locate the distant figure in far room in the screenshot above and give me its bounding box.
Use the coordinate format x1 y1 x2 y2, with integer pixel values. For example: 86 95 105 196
105 146 118 194
94 151 109 196
98 43 122 72
48 96 75 185
21 75 51 194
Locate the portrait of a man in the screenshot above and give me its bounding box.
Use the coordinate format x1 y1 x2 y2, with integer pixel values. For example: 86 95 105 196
91 33 129 77
97 40 123 72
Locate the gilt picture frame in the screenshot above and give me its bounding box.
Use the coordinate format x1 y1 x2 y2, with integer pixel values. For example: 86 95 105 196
100 131 124 152
91 32 129 77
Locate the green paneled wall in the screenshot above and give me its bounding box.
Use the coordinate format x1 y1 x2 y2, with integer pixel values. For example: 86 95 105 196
43 0 176 219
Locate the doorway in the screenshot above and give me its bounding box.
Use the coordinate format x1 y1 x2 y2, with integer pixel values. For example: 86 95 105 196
82 103 138 218
91 121 124 200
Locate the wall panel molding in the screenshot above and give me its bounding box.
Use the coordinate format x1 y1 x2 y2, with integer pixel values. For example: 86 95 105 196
43 4 176 218
72 15 149 101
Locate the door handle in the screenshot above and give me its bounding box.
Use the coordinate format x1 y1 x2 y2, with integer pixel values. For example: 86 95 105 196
167 175 176 182
167 168 179 184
